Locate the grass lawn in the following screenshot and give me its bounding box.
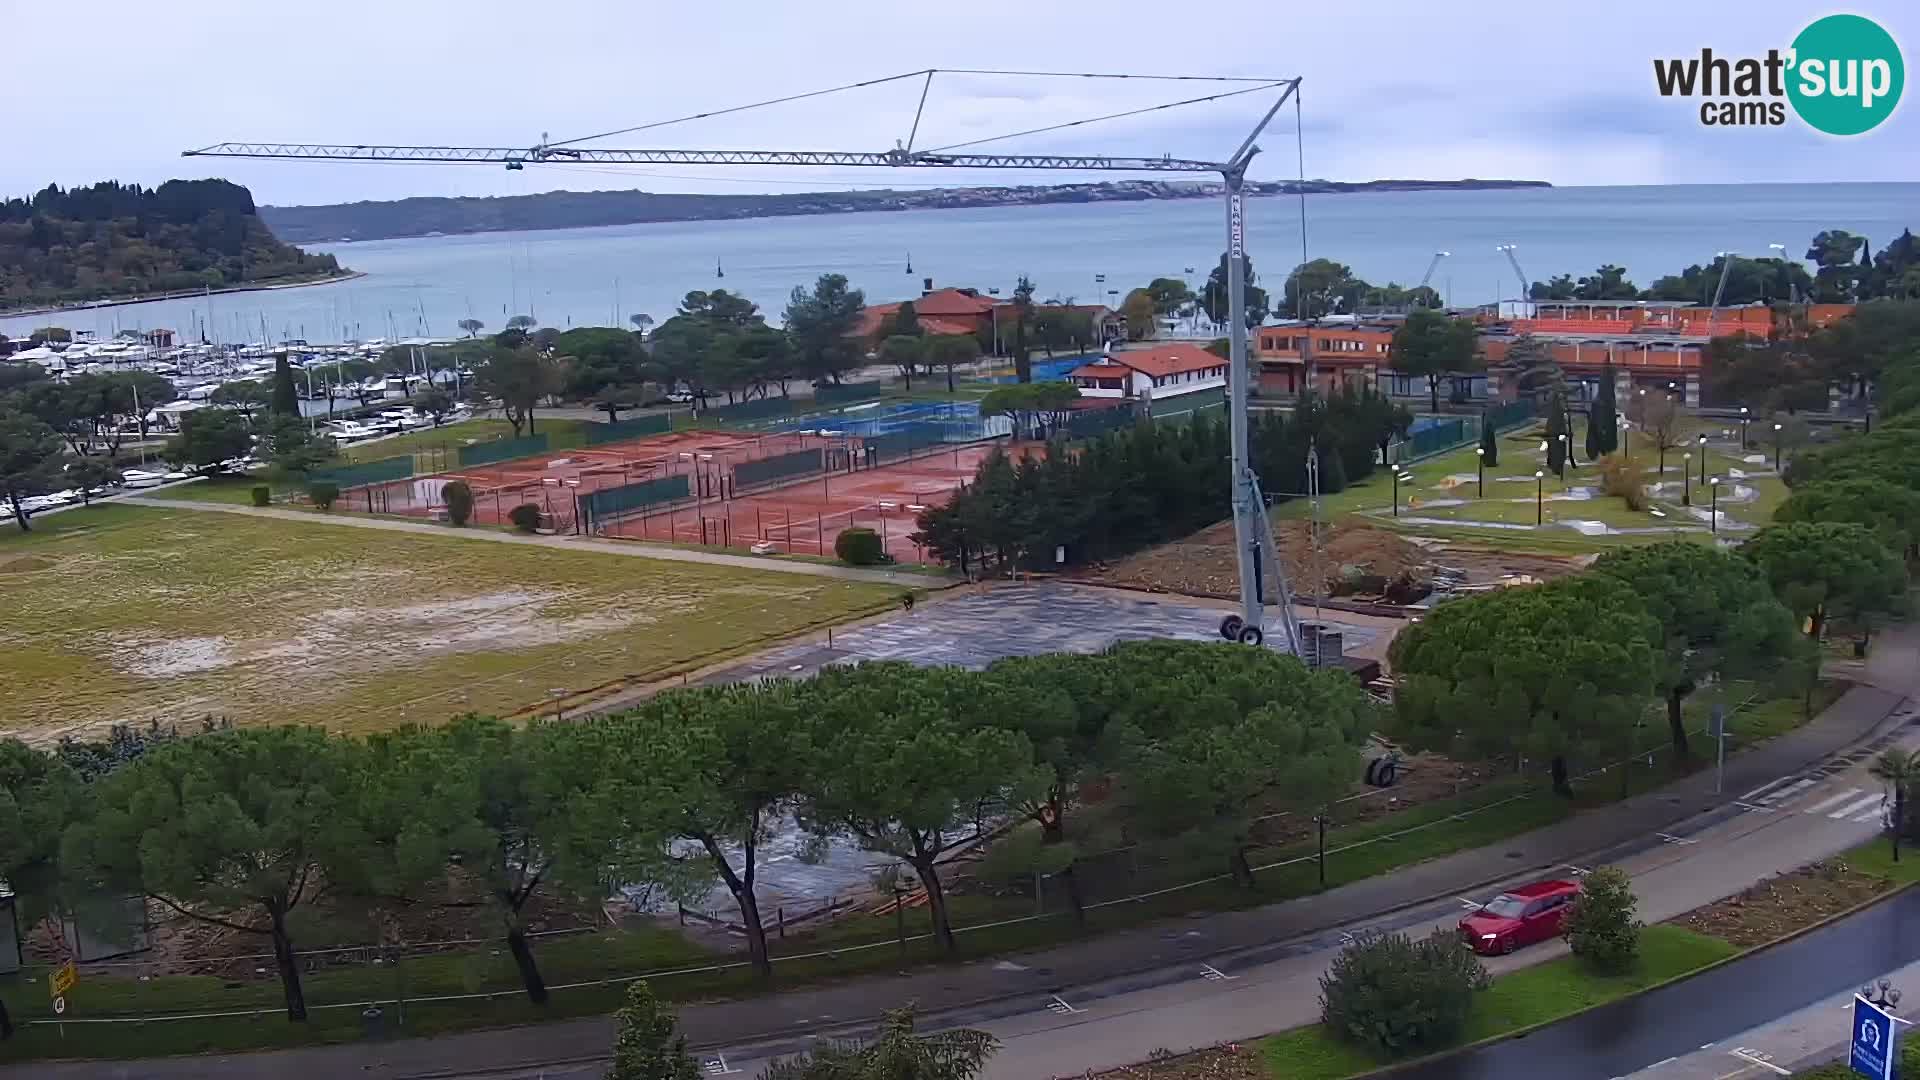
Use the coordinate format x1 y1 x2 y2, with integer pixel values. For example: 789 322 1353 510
342 416 589 472
1258 926 1739 1080
1277 415 1788 555
0 503 897 739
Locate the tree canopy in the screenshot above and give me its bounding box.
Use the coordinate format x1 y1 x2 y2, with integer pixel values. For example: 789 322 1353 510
1390 309 1482 412
1742 521 1907 644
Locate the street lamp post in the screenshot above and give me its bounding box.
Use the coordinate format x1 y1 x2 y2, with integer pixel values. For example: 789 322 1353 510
1708 475 1720 535
1772 422 1784 471
1697 433 1708 486
1739 406 1750 448
1862 977 1903 1013
1535 470 1545 525
1392 467 1414 517
1475 446 1485 498
1682 452 1692 506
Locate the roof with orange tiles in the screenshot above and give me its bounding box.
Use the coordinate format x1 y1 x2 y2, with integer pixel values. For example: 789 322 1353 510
1068 344 1225 380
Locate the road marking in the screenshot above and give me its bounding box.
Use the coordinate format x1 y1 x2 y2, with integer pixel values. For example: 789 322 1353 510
1760 778 1817 804
1561 864 1592 876
1830 793 1884 820
1458 897 1483 910
1802 788 1863 815
1338 931 1357 946
1047 995 1083 1015
1657 832 1697 845
703 1054 744 1075
1736 801 1779 813
1200 964 1239 981
1740 777 1793 801
1728 1047 1790 1075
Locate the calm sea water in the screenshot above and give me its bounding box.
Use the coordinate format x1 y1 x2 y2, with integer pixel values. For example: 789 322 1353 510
8 183 1915 342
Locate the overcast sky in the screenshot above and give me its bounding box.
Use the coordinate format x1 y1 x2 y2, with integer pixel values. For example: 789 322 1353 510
10 1 1916 207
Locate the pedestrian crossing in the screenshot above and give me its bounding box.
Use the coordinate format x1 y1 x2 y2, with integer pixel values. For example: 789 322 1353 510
1738 775 1888 824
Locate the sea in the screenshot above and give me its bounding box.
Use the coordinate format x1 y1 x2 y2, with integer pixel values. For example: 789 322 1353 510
5 182 1915 343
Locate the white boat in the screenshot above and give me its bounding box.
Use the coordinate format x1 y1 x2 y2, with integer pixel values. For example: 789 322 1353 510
119 470 168 489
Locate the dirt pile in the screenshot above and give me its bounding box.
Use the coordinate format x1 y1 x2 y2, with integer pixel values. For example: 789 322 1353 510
1078 518 1430 598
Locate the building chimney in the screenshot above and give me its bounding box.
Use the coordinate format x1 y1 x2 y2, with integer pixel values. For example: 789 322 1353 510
922 277 934 295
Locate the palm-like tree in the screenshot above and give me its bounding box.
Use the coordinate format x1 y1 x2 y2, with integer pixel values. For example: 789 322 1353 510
629 313 654 337
1869 748 1920 862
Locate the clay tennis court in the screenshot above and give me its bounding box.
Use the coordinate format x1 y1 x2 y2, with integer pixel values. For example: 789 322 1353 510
348 429 850 529
597 440 1007 562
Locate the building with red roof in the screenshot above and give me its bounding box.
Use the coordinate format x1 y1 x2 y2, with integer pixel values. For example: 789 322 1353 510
1067 344 1228 402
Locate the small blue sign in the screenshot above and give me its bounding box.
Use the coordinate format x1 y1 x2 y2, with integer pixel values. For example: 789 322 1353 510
1852 996 1897 1080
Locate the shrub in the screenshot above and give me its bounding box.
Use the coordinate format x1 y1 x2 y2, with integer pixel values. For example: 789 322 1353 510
250 485 271 508
443 480 475 526
307 482 339 511
1563 865 1642 973
508 503 543 533
1319 928 1490 1058
835 526 884 565
1596 452 1649 512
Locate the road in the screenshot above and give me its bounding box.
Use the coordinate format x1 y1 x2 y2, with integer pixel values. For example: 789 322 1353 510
17 680 1914 1080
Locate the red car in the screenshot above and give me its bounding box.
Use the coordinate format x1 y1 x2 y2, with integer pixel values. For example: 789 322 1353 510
1459 879 1581 955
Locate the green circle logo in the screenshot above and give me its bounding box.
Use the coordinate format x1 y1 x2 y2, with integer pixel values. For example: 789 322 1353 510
1787 14 1904 135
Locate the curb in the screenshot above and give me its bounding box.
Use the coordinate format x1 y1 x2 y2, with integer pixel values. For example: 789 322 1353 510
1351 877 1920 1079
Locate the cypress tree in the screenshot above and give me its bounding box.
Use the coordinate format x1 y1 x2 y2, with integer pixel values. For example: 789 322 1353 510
269 352 300 417
1546 390 1569 478
1479 414 1499 467
1593 363 1620 455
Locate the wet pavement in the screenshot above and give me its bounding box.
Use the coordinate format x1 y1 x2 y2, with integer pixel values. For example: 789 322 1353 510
1388 887 1920 1080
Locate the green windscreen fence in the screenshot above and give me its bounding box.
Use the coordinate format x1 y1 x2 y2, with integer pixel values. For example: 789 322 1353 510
814 381 884 405
862 421 961 466
459 433 550 468
732 447 823 489
1485 399 1536 432
1402 417 1471 459
581 473 691 531
311 455 413 490
583 414 671 445
703 397 792 423
1066 405 1138 439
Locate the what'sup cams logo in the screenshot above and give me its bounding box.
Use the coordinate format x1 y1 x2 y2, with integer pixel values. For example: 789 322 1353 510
1654 13 1904 134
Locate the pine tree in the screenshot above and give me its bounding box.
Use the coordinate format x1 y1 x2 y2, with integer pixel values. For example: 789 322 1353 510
604 982 700 1080
269 352 300 417
1593 363 1620 455
1546 390 1569 478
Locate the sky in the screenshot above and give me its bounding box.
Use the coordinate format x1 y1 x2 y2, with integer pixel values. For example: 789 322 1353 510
8 0 1917 208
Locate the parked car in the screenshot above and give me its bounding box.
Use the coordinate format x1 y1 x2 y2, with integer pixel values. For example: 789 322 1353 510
1458 878 1580 955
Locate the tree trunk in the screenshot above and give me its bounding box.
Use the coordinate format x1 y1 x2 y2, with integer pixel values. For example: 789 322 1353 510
8 494 29 533
1060 863 1087 928
1808 607 1825 643
269 903 308 1021
907 855 957 954
1228 847 1256 889
701 834 772 978
1894 790 1904 863
1667 688 1692 764
1550 755 1572 798
527 409 537 436
505 924 549 1004
1429 377 1440 414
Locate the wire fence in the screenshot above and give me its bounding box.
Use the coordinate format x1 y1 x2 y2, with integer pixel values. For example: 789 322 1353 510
582 414 672 444
309 454 414 491
459 433 550 468
20 695 1764 1034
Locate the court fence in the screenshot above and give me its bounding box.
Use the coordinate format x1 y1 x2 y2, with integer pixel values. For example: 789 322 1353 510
459 433 550 468
582 414 672 444
700 397 793 424
732 447 824 490
310 455 413 491
813 381 885 406
578 474 693 533
1065 403 1142 440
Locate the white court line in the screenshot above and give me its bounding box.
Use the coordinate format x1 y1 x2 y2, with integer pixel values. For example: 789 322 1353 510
1831 793 1883 820
1802 788 1863 815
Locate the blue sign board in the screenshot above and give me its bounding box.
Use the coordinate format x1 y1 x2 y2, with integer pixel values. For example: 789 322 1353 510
1852 995 1898 1080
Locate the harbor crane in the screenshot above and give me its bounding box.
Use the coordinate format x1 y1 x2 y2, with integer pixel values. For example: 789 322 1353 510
1418 250 1450 289
1495 243 1531 315
185 70 1309 655
1706 250 1739 335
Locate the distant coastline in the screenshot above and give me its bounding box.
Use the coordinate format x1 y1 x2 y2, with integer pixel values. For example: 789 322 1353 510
263 179 1552 245
0 270 365 322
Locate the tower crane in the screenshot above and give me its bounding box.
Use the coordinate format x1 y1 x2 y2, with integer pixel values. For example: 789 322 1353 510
1495 244 1531 316
1707 250 1738 335
1417 250 1450 307
185 71 1308 656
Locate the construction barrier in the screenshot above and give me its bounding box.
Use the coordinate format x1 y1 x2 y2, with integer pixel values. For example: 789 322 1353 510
310 455 413 490
580 474 692 532
732 447 824 489
459 433 550 468
583 414 671 444
814 381 885 405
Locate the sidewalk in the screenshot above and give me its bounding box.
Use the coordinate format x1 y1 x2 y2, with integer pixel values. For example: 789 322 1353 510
20 627 1915 1080
121 495 937 587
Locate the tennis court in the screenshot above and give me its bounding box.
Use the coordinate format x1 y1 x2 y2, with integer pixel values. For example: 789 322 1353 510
598 440 1009 562
345 429 850 530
